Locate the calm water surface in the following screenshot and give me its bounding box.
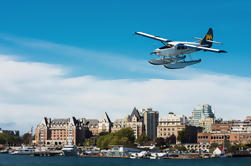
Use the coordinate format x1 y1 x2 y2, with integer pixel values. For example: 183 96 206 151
0 154 251 166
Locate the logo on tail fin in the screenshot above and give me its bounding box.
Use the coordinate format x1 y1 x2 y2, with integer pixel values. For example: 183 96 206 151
206 34 213 40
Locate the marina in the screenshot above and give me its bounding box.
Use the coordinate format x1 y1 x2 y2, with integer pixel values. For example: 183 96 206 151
0 154 251 166
1 145 251 159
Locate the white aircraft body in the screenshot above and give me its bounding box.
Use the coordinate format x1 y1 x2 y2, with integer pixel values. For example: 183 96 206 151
135 28 227 69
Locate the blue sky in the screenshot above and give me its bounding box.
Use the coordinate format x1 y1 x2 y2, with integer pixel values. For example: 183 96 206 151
0 0 250 78
0 0 251 133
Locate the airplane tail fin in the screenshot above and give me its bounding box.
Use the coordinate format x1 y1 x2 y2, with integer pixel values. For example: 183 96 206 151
200 28 213 48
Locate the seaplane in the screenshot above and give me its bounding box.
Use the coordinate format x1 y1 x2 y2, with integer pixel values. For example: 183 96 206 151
135 28 227 69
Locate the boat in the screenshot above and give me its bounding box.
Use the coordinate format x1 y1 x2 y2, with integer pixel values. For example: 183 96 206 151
150 155 157 159
62 144 78 156
10 146 35 155
0 149 9 154
129 153 137 159
61 137 78 156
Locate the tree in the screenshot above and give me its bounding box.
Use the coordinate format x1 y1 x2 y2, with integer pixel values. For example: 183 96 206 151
228 144 241 153
177 126 200 144
136 133 149 145
97 135 111 149
98 132 108 137
0 133 20 146
154 137 166 147
116 128 135 144
84 137 96 146
174 144 187 151
177 129 186 143
209 143 219 153
21 133 32 145
96 127 136 149
167 134 176 144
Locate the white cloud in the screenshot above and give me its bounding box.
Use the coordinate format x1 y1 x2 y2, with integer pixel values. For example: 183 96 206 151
0 55 251 134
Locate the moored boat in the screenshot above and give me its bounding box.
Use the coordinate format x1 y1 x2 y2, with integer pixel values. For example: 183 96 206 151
10 146 35 155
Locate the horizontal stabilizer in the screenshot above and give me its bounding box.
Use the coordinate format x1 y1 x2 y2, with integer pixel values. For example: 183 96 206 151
206 40 223 45
192 37 202 40
193 37 222 44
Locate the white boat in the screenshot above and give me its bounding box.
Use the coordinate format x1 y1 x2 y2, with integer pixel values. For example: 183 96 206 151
0 149 9 154
61 137 78 156
130 153 137 159
137 151 147 158
62 144 78 156
150 152 163 159
130 155 137 159
10 146 35 155
150 155 157 159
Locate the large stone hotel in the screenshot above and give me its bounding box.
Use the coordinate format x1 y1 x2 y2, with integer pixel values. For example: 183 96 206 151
35 117 89 146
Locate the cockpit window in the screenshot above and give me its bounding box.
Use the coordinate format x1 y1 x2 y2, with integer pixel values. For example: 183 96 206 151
159 44 173 49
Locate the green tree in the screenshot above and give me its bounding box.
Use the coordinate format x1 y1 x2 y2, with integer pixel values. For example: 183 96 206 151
98 132 108 137
174 144 187 151
84 137 96 146
110 136 120 145
228 144 241 153
21 133 32 145
0 133 20 146
209 143 219 153
96 127 135 149
154 137 166 147
116 128 135 144
136 133 149 145
177 126 200 144
169 144 187 151
177 129 186 143
167 134 176 144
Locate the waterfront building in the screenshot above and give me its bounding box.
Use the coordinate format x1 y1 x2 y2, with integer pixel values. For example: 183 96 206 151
211 123 232 133
230 120 251 133
197 132 230 144
230 133 251 144
125 107 144 139
198 118 214 132
158 112 188 125
111 118 127 133
142 108 159 140
192 104 215 127
98 112 112 133
79 118 99 136
0 128 19 137
157 112 190 141
197 132 251 144
198 115 251 144
157 123 185 140
35 117 89 146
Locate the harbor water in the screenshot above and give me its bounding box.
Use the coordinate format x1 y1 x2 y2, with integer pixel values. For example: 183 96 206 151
0 154 250 166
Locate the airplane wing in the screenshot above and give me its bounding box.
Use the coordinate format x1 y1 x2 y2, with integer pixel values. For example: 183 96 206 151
183 44 227 53
135 32 171 43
